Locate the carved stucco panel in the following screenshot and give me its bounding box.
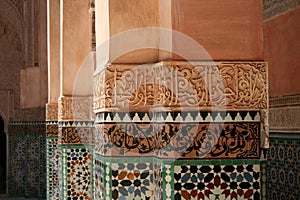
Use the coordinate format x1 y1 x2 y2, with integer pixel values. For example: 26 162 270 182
58 96 94 121
94 62 268 112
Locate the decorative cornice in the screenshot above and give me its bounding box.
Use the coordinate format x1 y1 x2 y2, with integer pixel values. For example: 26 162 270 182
269 94 300 108
94 61 268 112
46 103 58 121
58 121 94 128
94 111 261 124
8 121 46 125
269 95 300 132
8 122 45 135
269 106 300 131
58 96 94 121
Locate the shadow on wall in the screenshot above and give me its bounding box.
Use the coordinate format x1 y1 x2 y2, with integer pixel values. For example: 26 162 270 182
0 116 6 194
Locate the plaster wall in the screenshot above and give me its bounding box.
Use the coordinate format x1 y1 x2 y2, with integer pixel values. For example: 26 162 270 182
264 6 300 97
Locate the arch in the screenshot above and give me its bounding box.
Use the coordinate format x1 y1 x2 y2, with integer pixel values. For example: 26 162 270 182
0 116 7 194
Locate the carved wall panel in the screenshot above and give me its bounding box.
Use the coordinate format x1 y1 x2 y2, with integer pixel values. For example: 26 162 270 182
269 95 300 132
94 111 260 159
46 123 58 137
46 103 58 121
58 121 94 145
58 96 93 121
94 62 268 112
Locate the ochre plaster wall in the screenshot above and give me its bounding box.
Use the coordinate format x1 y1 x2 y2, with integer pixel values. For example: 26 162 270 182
264 6 300 97
172 0 263 60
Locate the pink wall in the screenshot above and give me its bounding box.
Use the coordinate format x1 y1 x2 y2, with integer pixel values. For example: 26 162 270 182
264 7 300 97
173 0 263 60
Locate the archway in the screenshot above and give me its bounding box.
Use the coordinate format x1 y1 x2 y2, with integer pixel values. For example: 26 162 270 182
0 116 6 194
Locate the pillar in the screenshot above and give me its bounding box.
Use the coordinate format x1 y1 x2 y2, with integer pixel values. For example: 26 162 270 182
94 1 268 200
46 0 60 199
57 0 95 199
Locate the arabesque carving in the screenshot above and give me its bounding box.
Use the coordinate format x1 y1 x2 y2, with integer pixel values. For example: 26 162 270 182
46 103 58 121
94 62 267 112
59 127 94 145
94 122 259 159
58 96 93 121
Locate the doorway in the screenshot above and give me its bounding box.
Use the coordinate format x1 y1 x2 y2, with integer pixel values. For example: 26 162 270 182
0 116 6 194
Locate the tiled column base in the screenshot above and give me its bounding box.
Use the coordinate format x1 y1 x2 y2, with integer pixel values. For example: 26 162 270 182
93 110 262 199
60 146 93 199
94 157 261 200
46 121 59 200
58 121 94 200
94 156 162 200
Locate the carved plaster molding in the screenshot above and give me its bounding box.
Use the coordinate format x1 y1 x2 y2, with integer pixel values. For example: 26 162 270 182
94 122 260 159
270 94 300 108
8 122 45 135
269 106 300 132
269 95 300 132
95 111 261 124
58 96 94 121
46 124 58 137
94 61 268 112
46 103 58 121
58 127 94 145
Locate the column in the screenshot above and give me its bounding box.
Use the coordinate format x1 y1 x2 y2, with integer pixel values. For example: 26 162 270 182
58 0 94 199
46 0 60 199
94 0 268 200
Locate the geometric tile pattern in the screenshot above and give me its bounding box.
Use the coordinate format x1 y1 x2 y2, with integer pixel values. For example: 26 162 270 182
162 164 173 200
111 162 156 200
27 133 46 198
94 159 105 200
7 122 46 199
268 135 300 200
174 164 260 200
57 119 94 200
154 162 163 200
260 161 267 200
92 158 261 200
65 148 93 200
46 137 59 200
8 134 26 195
57 149 63 200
